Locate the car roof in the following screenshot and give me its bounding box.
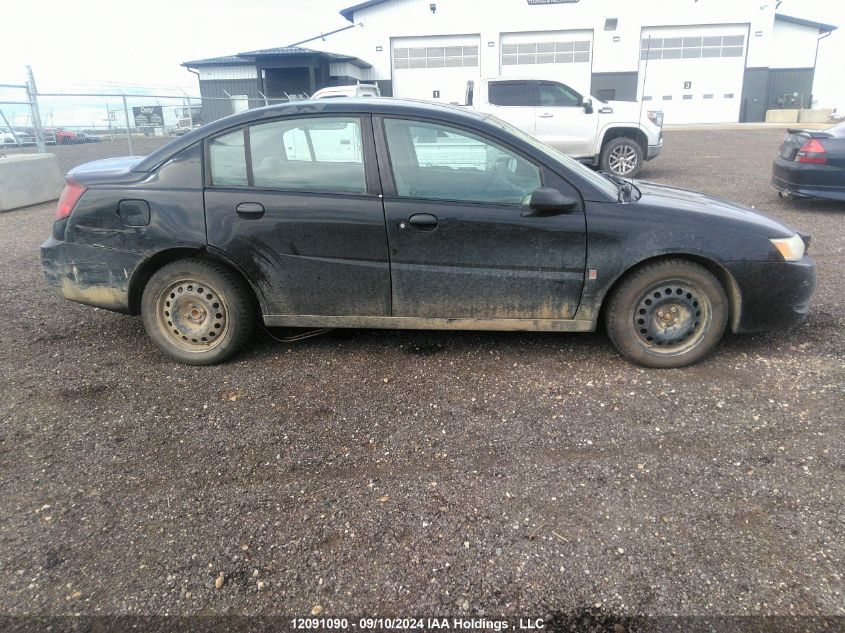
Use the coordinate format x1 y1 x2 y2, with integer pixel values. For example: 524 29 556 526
133 98 488 172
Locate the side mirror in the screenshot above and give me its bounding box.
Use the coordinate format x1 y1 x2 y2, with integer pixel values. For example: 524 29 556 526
522 187 578 216
583 98 594 114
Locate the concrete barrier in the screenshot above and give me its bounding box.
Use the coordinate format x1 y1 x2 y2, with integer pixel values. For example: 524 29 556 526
0 153 64 212
798 108 833 123
765 109 799 123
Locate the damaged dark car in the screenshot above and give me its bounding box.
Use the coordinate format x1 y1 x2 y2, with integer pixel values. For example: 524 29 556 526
42 98 815 368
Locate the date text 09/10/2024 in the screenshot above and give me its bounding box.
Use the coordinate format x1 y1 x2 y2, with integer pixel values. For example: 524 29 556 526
290 617 546 630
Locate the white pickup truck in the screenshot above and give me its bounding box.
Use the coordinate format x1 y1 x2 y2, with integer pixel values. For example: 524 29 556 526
466 78 663 177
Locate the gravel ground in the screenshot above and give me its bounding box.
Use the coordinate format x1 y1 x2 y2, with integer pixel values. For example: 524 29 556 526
0 128 843 631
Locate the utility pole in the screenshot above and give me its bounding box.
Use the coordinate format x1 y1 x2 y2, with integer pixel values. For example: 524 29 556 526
25 65 47 153
121 95 134 155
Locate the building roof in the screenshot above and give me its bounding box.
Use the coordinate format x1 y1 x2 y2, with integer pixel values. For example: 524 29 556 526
775 13 837 34
237 45 323 57
183 46 371 69
340 0 390 21
181 55 254 68
339 2 842 33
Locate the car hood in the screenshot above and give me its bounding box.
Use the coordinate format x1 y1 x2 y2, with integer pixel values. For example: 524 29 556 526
634 180 795 237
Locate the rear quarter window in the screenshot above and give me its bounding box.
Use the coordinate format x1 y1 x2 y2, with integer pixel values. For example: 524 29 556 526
209 129 247 186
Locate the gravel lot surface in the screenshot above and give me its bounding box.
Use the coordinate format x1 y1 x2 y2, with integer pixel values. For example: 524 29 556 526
0 128 843 631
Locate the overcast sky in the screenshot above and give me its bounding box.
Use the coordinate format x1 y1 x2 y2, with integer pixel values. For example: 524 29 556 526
0 0 842 108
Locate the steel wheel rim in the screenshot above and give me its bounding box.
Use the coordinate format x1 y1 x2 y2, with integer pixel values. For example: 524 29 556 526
155 278 229 353
631 280 712 356
609 144 638 175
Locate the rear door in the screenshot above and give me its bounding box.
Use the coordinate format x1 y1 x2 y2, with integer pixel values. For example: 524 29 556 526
483 80 537 137
203 114 391 317
376 116 586 320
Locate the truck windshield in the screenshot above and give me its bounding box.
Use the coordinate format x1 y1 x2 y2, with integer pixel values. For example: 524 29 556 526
483 114 619 199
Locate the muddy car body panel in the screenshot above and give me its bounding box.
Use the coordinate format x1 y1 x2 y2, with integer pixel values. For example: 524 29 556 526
41 98 815 363
42 144 207 313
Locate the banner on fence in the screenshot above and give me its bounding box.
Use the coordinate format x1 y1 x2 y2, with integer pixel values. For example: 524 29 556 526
132 105 164 127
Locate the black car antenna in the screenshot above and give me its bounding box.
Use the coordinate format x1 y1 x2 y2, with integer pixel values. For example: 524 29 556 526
632 35 653 193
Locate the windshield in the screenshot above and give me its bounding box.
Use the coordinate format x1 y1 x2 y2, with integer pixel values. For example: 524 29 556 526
484 114 619 199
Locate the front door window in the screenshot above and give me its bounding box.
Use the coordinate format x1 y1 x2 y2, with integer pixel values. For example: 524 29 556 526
383 118 541 205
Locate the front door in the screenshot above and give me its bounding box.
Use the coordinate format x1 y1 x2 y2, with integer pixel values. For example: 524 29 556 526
203 115 391 317
377 116 586 320
534 81 599 156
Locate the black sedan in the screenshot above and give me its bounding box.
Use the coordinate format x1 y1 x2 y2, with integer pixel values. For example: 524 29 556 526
772 121 845 201
41 99 815 368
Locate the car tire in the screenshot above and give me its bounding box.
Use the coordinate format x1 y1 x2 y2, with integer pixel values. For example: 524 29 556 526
600 136 644 178
141 258 256 365
605 259 729 368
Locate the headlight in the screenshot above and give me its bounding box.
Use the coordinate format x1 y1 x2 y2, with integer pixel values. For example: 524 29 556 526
647 110 664 127
770 234 805 262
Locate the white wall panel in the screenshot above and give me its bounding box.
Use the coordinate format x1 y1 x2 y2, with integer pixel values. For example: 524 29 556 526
771 19 820 69
197 65 257 81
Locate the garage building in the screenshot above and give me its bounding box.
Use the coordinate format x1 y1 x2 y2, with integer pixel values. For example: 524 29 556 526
183 0 836 124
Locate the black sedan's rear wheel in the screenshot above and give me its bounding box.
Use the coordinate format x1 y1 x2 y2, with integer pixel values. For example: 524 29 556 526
141 259 255 365
605 259 728 368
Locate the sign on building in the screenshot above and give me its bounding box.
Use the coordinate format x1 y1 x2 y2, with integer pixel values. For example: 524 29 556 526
132 106 164 127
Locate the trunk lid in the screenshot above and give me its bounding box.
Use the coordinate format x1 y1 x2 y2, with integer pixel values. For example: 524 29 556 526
780 129 831 161
66 156 146 185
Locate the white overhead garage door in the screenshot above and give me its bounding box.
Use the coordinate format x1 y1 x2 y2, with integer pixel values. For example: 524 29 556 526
391 34 480 104
499 30 593 95
639 25 748 124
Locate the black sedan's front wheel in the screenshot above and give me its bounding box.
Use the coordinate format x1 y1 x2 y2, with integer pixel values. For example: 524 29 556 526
605 260 728 368
141 259 255 365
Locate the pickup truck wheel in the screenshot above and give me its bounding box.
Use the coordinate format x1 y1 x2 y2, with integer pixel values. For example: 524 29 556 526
141 259 256 365
605 260 728 368
601 137 643 178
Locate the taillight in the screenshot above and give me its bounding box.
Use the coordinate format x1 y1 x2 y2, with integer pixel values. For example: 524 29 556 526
55 181 87 220
796 138 827 164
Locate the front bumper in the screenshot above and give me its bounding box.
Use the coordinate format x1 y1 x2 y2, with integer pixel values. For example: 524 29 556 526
771 157 845 202
41 237 143 314
726 256 816 333
646 133 663 161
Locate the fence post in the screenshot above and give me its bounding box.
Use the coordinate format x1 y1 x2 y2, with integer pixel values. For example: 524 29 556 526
121 95 134 155
25 66 47 153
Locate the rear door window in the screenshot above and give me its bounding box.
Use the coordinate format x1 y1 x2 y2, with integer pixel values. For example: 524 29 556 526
249 117 366 193
488 81 534 107
207 117 368 193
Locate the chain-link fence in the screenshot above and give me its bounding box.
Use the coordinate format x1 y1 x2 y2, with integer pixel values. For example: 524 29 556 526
1 67 294 175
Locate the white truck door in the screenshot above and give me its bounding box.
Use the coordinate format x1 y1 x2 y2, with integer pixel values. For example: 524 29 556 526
483 80 536 137
535 81 598 157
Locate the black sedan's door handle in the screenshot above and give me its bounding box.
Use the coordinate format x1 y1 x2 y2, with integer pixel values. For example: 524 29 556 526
236 202 265 219
405 213 438 231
